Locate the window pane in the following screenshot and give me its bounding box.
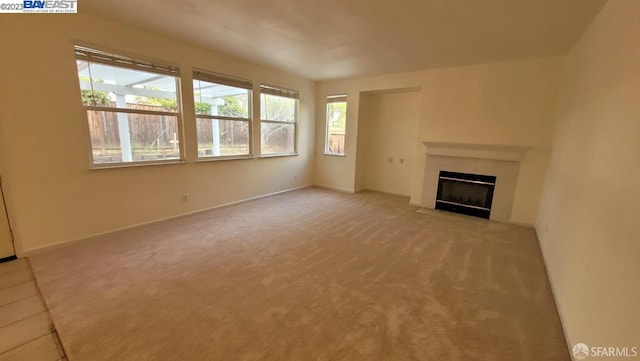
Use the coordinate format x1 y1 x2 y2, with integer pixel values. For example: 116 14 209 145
196 118 250 157
260 93 296 122
325 101 347 155
261 123 295 154
77 60 178 112
192 79 250 118
87 110 180 164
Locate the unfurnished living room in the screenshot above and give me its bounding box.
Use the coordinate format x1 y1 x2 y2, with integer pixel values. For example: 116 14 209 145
0 0 638 360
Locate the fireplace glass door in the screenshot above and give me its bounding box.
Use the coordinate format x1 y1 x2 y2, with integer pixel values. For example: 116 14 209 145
436 171 496 219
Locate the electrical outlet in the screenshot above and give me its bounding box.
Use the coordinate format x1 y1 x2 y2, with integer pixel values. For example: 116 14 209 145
294 175 298 181
181 195 188 202
400 158 404 164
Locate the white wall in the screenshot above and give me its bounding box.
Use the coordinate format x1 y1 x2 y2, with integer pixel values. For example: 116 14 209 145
536 0 640 354
316 57 562 224
357 90 421 196
0 12 315 254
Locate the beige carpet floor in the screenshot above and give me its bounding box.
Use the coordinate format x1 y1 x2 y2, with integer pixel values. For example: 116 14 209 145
30 188 569 360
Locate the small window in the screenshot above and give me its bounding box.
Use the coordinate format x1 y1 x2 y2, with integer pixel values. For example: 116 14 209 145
193 69 252 159
325 95 347 156
260 85 298 155
75 46 183 167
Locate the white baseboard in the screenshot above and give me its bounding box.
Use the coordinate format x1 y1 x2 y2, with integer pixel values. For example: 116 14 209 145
313 184 355 194
505 219 535 227
23 185 312 257
360 188 410 198
534 228 572 357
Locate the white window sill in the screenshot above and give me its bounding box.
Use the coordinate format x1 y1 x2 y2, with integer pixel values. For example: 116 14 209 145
90 159 185 170
197 155 254 162
259 153 299 158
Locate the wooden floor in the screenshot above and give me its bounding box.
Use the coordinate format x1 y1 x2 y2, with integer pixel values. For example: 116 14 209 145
0 258 66 361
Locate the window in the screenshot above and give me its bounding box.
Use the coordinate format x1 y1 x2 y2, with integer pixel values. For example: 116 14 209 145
75 46 182 166
260 85 298 155
193 69 252 159
325 95 347 155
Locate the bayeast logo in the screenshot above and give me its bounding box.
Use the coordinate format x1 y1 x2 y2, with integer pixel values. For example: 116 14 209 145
573 342 638 359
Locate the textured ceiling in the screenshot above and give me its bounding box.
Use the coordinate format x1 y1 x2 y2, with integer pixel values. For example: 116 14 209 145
81 0 607 80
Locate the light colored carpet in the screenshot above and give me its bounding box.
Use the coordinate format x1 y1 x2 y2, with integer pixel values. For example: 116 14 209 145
30 188 569 360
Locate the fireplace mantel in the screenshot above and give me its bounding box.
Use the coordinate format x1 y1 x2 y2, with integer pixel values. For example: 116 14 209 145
423 141 529 162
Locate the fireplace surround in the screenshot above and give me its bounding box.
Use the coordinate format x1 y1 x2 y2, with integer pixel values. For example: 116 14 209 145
422 142 528 223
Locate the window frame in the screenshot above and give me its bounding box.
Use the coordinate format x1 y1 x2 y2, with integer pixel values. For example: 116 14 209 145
324 94 347 156
192 68 253 161
259 84 299 157
75 45 185 169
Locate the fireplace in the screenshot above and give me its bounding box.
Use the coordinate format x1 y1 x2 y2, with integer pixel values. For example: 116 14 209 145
422 142 528 223
436 171 496 219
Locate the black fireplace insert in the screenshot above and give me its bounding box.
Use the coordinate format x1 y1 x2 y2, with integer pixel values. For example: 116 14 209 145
435 171 496 219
